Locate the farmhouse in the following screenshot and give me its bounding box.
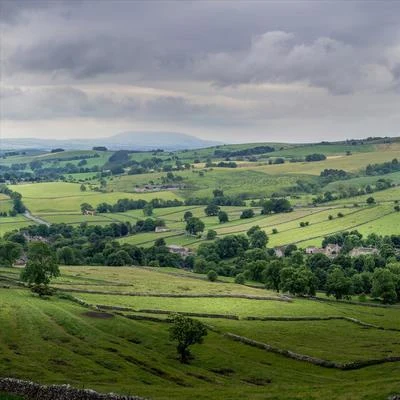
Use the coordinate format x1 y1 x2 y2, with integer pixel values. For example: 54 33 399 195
349 247 379 257
83 209 96 216
305 244 341 258
155 226 171 233
167 245 192 257
305 247 325 255
324 243 342 256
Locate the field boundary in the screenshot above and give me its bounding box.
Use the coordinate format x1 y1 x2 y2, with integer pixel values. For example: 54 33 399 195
59 288 291 301
225 333 400 370
0 377 145 400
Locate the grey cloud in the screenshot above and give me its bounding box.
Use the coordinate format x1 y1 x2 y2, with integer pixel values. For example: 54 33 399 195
1 86 139 120
195 31 398 94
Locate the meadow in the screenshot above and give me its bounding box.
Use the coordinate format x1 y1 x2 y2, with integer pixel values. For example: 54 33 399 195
1 266 400 399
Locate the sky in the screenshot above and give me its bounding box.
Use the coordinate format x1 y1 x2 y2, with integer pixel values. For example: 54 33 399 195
1 0 400 144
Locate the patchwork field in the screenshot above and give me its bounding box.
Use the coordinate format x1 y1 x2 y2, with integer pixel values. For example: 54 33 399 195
8 182 182 214
1 266 400 399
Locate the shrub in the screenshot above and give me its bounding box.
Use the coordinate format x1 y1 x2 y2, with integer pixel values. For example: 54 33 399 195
206 230 217 240
207 270 218 282
234 273 246 285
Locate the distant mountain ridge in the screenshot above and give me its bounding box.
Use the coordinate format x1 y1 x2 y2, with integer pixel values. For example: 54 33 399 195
0 131 223 151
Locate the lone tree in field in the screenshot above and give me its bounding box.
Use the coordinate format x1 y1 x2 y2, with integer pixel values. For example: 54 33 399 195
218 210 229 223
168 314 207 363
20 242 60 296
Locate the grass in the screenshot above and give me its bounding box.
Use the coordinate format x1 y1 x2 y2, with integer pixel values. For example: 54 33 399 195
116 202 399 249
8 182 182 214
2 266 400 399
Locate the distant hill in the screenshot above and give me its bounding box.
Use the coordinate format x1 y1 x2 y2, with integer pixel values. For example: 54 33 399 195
0 131 222 151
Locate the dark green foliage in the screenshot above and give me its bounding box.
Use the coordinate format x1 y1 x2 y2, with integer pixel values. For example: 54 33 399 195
186 217 205 235
326 268 352 300
366 158 399 175
261 198 292 214
371 269 397 304
234 273 246 284
168 314 207 363
240 209 254 219
183 211 193 221
218 211 229 223
305 153 326 162
206 230 217 240
280 267 317 296
204 203 220 216
207 270 218 282
20 242 59 288
0 240 22 267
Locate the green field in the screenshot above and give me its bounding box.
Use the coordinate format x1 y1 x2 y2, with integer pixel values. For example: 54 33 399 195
1 266 400 399
8 182 182 214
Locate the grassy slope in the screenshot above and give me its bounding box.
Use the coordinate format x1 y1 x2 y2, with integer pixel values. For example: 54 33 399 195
9 182 182 214
1 266 400 399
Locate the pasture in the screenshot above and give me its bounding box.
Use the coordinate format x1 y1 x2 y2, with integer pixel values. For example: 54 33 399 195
8 182 182 214
1 266 400 399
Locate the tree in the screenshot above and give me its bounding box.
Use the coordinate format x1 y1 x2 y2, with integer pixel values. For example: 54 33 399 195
249 229 268 249
80 184 87 192
240 209 254 219
20 242 59 293
213 189 224 197
280 267 317 296
262 260 283 291
218 211 229 223
185 217 205 236
206 230 217 240
168 314 207 363
261 198 292 215
326 267 352 300
0 240 22 267
371 269 397 304
143 203 153 216
207 269 218 281
366 196 375 205
183 211 193 222
204 203 220 216
57 246 75 265
235 273 246 284
80 202 94 214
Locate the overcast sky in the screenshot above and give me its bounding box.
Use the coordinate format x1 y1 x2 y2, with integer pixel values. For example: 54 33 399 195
1 0 400 143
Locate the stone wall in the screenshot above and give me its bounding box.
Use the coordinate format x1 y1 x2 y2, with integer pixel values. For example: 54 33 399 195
0 378 145 400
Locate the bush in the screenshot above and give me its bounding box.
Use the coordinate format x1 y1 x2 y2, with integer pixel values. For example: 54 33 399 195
206 230 217 240
234 273 246 285
207 270 218 282
272 228 278 234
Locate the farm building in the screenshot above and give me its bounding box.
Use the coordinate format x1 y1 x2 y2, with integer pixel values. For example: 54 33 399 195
349 247 379 257
167 245 192 257
155 226 171 233
305 244 341 258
